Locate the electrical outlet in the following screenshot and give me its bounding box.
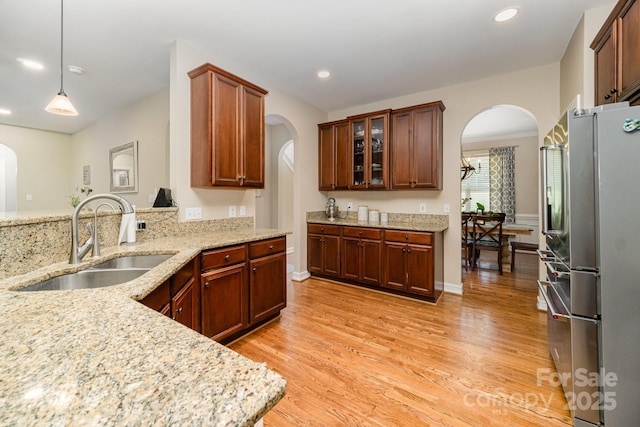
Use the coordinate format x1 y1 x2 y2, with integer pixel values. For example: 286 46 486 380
443 203 450 213
419 203 427 213
347 202 353 210
229 206 237 218
239 205 246 216
148 194 155 203
26 194 32 201
185 207 202 220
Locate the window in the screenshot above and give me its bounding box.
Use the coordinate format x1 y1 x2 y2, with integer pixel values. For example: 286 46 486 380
461 152 490 212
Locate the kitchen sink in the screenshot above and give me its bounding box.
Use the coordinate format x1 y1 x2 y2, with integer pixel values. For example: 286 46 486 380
18 269 150 292
18 254 173 292
89 254 173 270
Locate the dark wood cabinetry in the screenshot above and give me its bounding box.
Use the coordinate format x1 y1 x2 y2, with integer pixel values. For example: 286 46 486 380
342 227 382 285
141 259 200 331
383 230 435 297
318 120 350 191
349 110 390 190
317 102 444 191
391 102 445 190
201 245 248 342
249 238 287 324
307 223 443 302
592 0 640 106
188 63 268 188
201 237 287 343
307 224 341 277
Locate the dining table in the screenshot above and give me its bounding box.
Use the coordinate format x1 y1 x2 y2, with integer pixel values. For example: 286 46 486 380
462 213 534 271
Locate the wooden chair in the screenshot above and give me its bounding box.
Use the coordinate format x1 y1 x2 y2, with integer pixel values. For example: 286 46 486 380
471 213 507 275
461 213 473 270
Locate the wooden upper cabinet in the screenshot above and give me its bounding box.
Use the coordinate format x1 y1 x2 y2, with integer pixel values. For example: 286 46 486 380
188 63 268 188
318 120 349 191
592 0 640 106
391 101 445 190
349 110 390 190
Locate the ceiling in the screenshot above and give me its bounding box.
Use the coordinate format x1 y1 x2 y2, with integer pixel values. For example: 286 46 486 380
0 0 613 135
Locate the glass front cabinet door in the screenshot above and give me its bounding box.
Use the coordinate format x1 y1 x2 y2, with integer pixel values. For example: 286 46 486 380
349 110 390 189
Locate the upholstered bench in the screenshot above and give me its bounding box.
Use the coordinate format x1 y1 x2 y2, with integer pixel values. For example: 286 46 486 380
510 241 538 271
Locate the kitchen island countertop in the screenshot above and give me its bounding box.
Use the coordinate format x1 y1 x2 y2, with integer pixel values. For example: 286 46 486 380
0 228 287 426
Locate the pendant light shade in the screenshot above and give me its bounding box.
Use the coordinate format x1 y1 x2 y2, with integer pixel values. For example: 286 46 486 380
45 0 78 116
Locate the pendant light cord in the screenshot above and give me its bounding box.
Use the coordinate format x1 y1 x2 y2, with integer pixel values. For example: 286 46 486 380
59 0 65 94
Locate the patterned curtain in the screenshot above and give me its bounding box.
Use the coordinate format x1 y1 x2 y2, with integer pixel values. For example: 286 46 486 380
489 146 516 223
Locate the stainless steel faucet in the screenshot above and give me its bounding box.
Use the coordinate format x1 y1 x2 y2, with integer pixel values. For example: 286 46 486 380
69 194 134 264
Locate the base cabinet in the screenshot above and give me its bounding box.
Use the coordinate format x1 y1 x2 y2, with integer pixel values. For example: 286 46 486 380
141 259 200 331
201 263 248 342
249 240 287 324
307 224 341 277
342 227 382 285
201 237 287 343
308 224 442 302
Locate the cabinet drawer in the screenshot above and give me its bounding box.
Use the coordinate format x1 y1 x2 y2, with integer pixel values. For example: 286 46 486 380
385 230 433 245
342 226 382 240
170 259 195 296
201 245 247 271
250 237 286 259
141 279 170 312
308 223 341 235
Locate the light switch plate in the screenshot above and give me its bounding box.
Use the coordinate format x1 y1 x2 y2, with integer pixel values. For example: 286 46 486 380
229 206 237 218
444 204 450 213
239 205 246 216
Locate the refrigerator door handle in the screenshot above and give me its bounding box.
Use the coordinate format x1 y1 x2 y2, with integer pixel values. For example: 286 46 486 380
537 280 570 321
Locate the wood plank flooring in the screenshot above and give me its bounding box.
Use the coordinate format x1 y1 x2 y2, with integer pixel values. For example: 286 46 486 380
230 254 571 426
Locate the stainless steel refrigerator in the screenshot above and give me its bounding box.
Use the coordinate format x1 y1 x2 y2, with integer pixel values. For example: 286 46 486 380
538 101 640 426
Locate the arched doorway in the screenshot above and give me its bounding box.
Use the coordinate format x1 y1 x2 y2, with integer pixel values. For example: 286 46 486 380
0 143 18 212
460 105 539 273
259 115 296 270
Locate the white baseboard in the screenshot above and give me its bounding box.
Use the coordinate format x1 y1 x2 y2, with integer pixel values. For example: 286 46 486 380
444 282 463 295
292 271 310 282
537 294 547 311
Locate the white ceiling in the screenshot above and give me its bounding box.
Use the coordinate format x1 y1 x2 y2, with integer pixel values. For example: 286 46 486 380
0 0 613 135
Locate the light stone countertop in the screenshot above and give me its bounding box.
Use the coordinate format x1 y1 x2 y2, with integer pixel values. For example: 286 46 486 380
306 211 449 233
0 228 288 426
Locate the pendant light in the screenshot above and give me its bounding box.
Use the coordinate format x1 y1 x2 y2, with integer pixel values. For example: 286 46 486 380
45 0 78 116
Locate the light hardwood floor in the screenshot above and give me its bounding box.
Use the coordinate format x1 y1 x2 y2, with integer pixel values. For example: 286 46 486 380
229 254 571 426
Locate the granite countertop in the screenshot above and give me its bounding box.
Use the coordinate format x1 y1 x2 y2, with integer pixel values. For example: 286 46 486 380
306 211 449 233
0 228 287 426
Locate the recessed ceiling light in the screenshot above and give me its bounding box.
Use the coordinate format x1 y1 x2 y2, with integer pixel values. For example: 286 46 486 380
494 7 519 23
17 58 44 70
0 108 12 115
317 70 331 79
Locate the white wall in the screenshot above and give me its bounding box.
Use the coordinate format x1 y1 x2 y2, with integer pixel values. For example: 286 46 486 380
0 125 72 211
70 88 170 208
169 40 327 276
326 63 560 290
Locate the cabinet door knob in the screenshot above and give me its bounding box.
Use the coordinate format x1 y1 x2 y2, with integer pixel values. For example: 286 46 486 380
610 88 618 94
407 249 412 253
358 231 362 236
605 94 611 100
253 267 257 272
269 245 274 250
405 235 409 240
402 248 406 253
177 307 183 314
225 255 230 260
204 281 210 288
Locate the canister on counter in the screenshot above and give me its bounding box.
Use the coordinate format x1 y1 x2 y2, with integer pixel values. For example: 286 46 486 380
380 212 389 223
368 209 380 223
358 206 369 221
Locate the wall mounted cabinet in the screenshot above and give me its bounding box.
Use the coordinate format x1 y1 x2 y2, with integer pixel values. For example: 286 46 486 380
592 0 640 106
391 102 445 190
318 120 350 191
348 110 390 190
189 63 268 188
318 101 444 192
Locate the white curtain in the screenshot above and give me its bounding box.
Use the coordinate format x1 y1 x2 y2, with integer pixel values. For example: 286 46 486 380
489 146 516 223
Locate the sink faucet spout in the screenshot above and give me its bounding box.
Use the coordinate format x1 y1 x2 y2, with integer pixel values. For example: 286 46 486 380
69 194 134 264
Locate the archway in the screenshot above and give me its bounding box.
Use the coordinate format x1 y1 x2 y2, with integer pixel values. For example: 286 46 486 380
460 105 539 273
